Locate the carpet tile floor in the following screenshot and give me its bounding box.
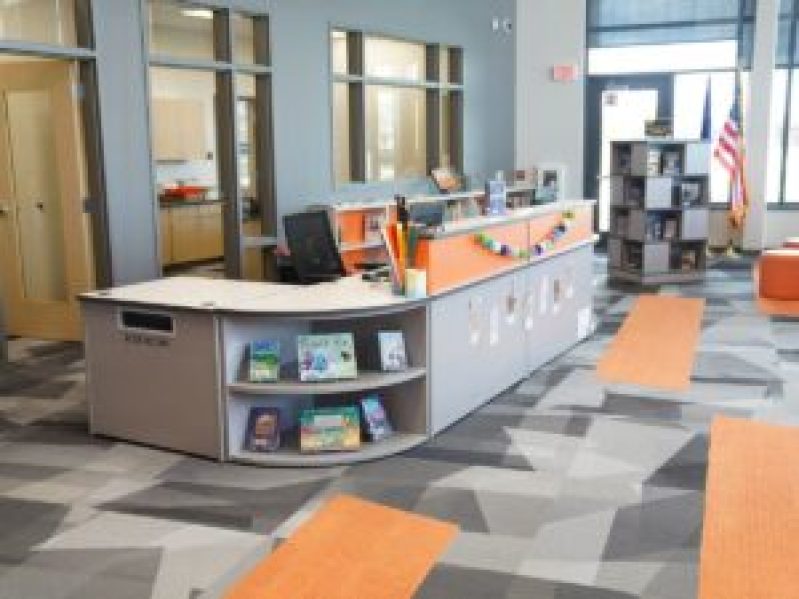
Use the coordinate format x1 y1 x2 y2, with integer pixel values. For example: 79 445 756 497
0 254 798 598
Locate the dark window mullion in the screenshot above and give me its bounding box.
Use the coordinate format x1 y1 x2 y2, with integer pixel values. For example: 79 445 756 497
779 0 799 203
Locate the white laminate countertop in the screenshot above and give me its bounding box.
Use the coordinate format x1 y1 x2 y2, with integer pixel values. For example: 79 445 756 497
81 274 417 316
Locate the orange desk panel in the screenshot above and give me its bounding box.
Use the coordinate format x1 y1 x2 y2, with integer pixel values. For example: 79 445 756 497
415 206 593 295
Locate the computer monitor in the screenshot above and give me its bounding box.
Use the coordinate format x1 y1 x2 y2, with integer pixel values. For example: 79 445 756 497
283 211 346 285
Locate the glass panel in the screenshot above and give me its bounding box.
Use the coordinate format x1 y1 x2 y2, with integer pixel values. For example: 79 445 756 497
0 0 77 47
365 85 426 182
236 73 264 245
150 67 224 277
333 82 351 184
784 69 799 202
364 36 425 81
588 0 741 28
588 41 738 75
599 88 659 231
440 91 452 169
149 0 216 61
768 70 788 203
232 13 256 65
439 46 450 84
331 30 348 75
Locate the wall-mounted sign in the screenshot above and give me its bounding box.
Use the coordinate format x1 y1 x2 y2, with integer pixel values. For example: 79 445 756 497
552 63 579 82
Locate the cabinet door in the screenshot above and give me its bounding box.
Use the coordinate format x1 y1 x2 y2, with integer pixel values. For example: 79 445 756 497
171 206 200 263
152 98 208 161
160 208 173 266
197 203 223 259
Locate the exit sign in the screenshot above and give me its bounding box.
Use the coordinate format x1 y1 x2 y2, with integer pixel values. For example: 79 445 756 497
552 63 580 82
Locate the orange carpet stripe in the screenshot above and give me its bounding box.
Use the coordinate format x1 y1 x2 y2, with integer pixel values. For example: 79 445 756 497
596 294 705 391
223 495 458 599
699 417 799 599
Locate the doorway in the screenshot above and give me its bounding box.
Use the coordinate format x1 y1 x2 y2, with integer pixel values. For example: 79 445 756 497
0 57 94 341
585 75 674 233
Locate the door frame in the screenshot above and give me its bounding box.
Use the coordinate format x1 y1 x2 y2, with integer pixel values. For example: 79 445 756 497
0 61 92 340
584 74 674 234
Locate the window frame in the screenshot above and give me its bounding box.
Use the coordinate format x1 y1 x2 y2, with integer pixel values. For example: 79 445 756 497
329 26 464 187
143 0 276 279
774 0 799 205
0 0 112 286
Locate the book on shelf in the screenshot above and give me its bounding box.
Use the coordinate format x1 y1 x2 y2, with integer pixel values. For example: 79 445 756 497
359 394 393 442
364 211 387 244
615 146 632 175
646 215 663 241
661 151 682 176
485 179 507 216
377 330 408 372
626 179 645 207
680 181 703 206
297 333 358 382
299 406 361 453
243 407 281 452
625 244 643 271
647 149 662 175
663 217 678 240
681 248 699 271
249 340 281 383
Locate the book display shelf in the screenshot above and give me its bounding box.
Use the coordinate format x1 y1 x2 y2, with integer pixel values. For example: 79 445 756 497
608 140 710 285
223 305 429 467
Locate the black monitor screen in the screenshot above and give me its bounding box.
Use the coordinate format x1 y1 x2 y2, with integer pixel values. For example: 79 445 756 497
283 211 346 284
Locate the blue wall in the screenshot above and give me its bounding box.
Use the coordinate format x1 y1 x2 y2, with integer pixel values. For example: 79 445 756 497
270 0 517 213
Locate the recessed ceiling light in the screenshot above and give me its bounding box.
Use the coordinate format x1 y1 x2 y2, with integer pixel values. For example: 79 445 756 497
182 8 214 20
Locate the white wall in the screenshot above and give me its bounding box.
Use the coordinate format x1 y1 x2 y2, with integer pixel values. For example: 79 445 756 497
515 0 586 199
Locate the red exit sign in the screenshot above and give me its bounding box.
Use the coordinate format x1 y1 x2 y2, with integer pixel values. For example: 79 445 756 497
552 63 580 82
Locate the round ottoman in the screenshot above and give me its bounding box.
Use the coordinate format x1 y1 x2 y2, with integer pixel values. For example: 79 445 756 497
759 249 799 300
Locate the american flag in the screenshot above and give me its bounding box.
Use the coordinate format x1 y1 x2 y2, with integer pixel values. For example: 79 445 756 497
713 75 748 229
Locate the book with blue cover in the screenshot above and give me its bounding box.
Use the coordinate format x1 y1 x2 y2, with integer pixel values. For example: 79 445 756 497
249 340 281 382
359 394 393 441
297 333 358 382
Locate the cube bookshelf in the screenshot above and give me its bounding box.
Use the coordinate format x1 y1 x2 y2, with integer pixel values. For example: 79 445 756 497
608 140 710 285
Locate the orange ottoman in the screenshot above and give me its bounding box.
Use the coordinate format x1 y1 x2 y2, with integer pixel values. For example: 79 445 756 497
759 249 799 300
784 237 799 249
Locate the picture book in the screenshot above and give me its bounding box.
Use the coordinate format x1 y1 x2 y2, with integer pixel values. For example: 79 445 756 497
485 179 507 216
681 181 702 206
364 211 387 244
249 340 281 382
359 395 393 442
646 148 662 175
299 406 361 452
243 407 281 452
378 330 408 371
661 151 682 176
297 333 358 382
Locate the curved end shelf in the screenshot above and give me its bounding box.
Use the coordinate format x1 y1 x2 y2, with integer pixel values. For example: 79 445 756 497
230 433 427 467
228 367 427 396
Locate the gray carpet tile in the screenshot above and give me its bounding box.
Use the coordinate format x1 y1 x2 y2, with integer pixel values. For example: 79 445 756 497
1 253 799 598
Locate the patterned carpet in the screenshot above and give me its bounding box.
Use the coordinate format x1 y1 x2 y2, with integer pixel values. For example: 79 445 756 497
1 254 798 599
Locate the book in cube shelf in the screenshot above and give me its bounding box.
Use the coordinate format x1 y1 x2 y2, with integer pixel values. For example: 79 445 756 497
359 394 393 442
364 211 387 244
243 407 281 452
297 333 358 382
378 330 408 372
249 340 281 382
299 406 361 453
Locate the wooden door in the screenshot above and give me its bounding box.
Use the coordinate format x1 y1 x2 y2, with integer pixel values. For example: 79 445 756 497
0 60 92 340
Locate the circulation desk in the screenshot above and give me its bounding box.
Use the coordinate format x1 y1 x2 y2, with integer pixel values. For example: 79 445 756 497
80 200 596 467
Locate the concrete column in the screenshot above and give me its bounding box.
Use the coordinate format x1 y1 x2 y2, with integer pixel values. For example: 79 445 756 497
515 0 587 198
744 0 780 250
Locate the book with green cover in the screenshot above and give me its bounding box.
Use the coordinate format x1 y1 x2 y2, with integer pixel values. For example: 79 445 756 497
249 340 281 382
299 406 361 453
297 333 358 382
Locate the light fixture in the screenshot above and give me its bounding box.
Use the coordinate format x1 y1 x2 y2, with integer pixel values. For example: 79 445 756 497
181 8 214 20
